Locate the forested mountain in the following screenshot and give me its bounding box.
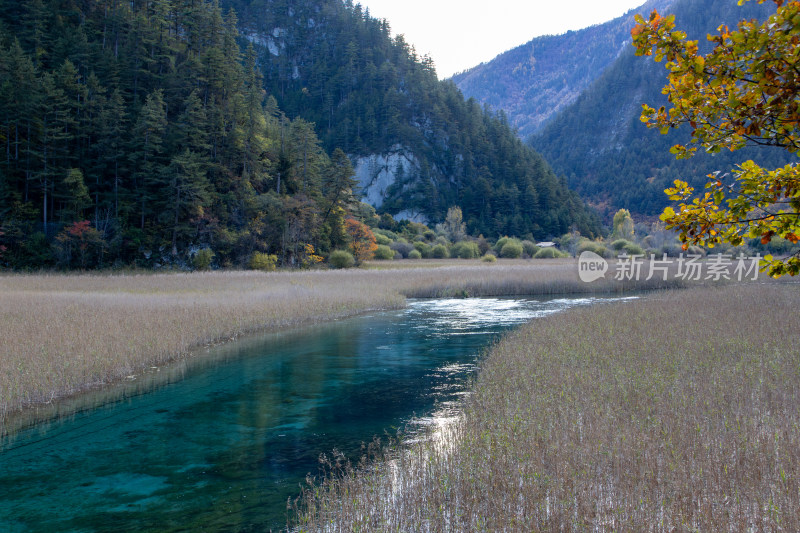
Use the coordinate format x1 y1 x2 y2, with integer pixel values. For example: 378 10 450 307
452 0 674 138
0 0 600 270
528 0 792 218
220 0 600 238
0 0 601 270
0 0 369 269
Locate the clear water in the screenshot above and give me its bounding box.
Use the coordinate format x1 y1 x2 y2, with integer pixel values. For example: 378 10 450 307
0 296 632 532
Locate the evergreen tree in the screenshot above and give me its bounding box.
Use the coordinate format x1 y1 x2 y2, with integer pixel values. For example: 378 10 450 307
130 88 167 230
161 148 211 255
62 168 91 221
95 88 128 221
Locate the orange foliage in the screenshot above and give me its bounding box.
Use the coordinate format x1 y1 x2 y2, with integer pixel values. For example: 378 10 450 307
344 217 377 264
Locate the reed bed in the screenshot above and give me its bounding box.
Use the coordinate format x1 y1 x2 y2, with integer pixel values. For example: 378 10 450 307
0 271 402 428
0 260 682 428
295 283 800 531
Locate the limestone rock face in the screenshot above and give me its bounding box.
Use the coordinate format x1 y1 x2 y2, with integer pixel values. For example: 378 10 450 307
353 145 420 209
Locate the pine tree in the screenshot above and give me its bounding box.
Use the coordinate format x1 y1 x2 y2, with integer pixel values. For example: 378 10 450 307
62 168 91 221
96 88 129 221
239 43 271 189
36 72 75 231
2 41 39 207
130 89 167 229
161 148 211 255
175 89 210 154
321 148 357 224
287 118 324 194
54 59 86 170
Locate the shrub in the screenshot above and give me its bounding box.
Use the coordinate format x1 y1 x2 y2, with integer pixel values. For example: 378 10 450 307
500 240 523 258
192 248 214 270
431 244 450 258
21 232 55 268
476 235 491 255
534 247 567 259
408 249 422 259
482 253 497 263
611 239 632 251
493 236 510 254
452 241 480 259
53 220 105 269
577 241 611 258
249 252 278 271
390 241 415 258
413 241 432 258
659 244 684 257
622 242 646 256
557 232 584 256
406 222 428 237
375 233 391 246
374 229 398 241
423 230 436 241
521 240 539 257
373 245 395 260
596 246 612 258
328 250 355 269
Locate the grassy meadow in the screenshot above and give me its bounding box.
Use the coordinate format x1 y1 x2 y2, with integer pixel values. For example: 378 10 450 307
296 282 800 531
0 259 682 432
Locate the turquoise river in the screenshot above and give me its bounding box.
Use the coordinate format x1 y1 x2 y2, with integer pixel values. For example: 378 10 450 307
0 296 632 532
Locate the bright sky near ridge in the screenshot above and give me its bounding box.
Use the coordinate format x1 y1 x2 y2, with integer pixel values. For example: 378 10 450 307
356 0 649 78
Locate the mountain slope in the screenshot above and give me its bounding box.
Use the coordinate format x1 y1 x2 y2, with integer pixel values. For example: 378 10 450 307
528 0 792 218
0 0 602 271
452 0 674 138
222 0 601 238
0 0 364 268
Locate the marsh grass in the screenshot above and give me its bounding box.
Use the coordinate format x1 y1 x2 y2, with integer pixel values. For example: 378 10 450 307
0 270 390 430
295 283 800 531
0 260 684 432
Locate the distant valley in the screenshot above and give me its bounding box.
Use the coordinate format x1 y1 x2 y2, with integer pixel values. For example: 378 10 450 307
455 0 793 218
452 0 674 138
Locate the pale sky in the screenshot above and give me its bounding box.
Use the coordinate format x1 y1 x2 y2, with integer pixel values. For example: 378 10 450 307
357 0 649 78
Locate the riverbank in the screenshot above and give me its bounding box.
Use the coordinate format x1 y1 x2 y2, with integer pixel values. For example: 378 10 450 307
295 282 800 530
0 259 682 433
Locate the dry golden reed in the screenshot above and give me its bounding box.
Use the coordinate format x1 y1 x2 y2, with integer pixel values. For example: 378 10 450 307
296 283 800 531
0 259 681 425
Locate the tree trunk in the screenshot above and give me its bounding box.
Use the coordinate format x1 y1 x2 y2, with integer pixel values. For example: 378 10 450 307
172 176 180 256
114 159 119 219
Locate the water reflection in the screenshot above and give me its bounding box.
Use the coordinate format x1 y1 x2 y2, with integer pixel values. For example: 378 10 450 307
0 295 635 532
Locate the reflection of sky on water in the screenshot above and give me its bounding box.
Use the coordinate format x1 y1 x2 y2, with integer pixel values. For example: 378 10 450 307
408 296 637 334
